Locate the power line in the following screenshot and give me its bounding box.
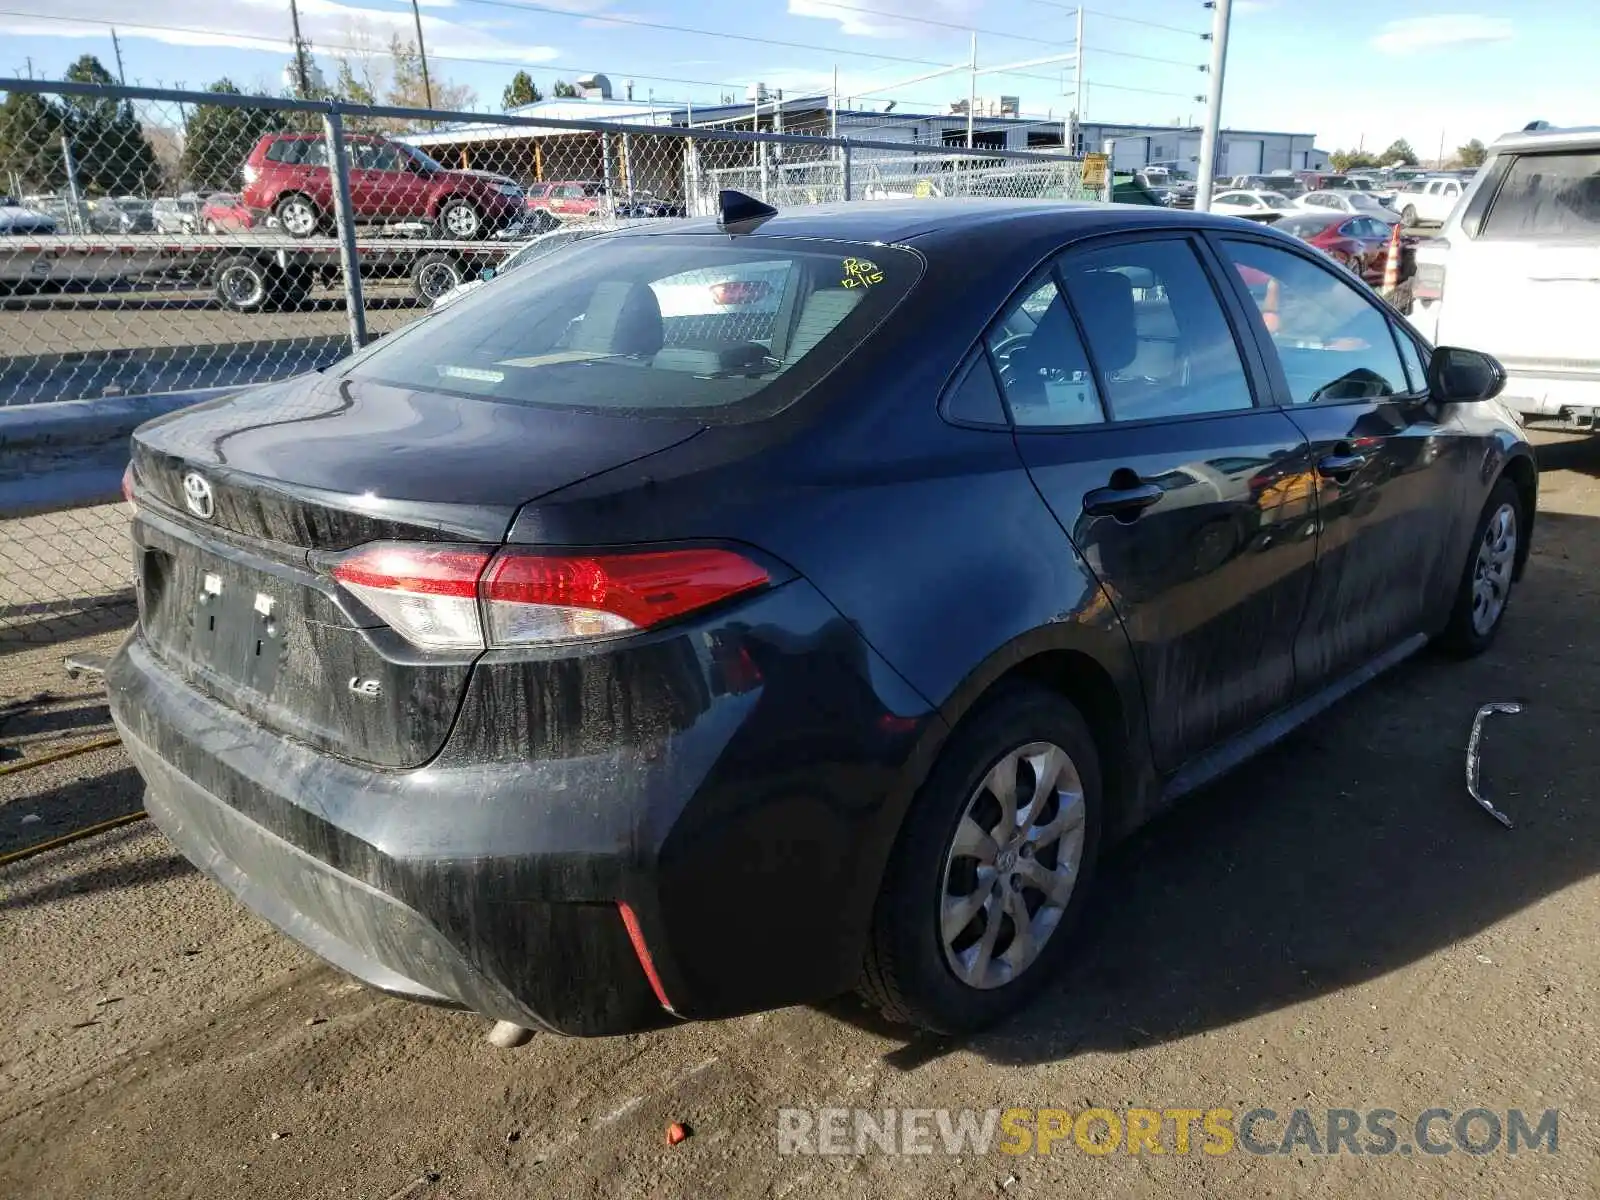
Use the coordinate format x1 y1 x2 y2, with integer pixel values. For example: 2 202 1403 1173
1023 1 1202 36
430 0 998 70
0 8 1193 109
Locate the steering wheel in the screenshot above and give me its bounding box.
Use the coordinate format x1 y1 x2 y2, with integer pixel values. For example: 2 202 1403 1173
988 332 1031 389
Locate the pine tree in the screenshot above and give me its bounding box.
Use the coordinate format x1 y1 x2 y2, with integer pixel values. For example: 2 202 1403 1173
179 79 287 191
502 71 542 111
0 90 66 193
60 54 160 195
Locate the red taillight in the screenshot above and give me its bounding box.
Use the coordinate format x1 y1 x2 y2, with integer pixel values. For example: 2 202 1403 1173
331 544 767 651
709 280 770 305
482 548 768 646
121 463 136 512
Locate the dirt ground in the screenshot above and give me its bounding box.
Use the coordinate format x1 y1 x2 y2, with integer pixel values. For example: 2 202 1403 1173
2 432 1598 1199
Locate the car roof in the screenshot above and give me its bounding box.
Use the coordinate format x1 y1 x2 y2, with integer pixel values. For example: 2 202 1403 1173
603 198 1260 247
1491 124 1600 152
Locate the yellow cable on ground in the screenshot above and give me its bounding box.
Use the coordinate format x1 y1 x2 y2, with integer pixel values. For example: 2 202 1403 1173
0 810 148 868
0 733 123 778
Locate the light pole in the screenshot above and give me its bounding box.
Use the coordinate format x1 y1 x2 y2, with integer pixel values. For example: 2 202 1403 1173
410 0 435 109
1194 0 1233 211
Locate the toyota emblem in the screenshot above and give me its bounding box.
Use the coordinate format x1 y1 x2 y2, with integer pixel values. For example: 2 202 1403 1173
182 472 215 520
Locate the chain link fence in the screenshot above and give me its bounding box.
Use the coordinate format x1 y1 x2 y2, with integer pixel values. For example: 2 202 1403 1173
1 78 1091 647
0 504 135 648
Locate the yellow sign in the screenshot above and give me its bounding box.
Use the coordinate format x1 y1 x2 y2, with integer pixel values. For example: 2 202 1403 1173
913 179 935 199
1083 153 1109 188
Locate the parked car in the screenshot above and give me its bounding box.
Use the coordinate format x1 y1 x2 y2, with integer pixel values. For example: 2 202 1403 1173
1296 189 1402 220
153 196 202 234
1394 175 1468 227
112 196 1535 1040
87 197 155 234
525 180 610 220
613 193 687 219
1273 211 1415 286
1211 189 1298 222
200 192 254 234
0 195 57 235
1226 173 1305 199
241 133 524 239
1411 124 1600 427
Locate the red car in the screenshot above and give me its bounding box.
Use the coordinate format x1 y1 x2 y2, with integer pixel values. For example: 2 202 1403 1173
525 180 609 219
241 133 524 240
1273 211 1415 286
200 192 253 233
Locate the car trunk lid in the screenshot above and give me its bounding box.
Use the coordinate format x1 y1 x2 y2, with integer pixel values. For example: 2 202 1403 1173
128 373 701 768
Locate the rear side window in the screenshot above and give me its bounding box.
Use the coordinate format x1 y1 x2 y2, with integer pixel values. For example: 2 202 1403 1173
344 236 921 420
985 278 1104 427
1482 151 1600 239
264 138 329 167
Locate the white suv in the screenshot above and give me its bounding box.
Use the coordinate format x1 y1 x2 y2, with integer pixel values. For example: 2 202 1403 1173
1394 176 1468 227
1411 125 1600 427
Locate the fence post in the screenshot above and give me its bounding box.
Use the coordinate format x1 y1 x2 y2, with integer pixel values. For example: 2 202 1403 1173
60 135 87 234
841 139 853 202
601 132 614 215
322 106 368 352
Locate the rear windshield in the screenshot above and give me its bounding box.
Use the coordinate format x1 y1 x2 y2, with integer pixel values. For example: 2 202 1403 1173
343 235 922 419
1482 151 1600 239
1275 214 1339 237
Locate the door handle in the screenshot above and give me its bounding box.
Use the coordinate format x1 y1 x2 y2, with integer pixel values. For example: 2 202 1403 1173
1083 481 1164 519
1317 452 1367 478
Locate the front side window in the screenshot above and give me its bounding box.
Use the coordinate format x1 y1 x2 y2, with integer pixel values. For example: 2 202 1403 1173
984 278 1104 427
1482 151 1600 238
356 142 405 171
343 236 921 420
1222 239 1409 404
1058 238 1254 421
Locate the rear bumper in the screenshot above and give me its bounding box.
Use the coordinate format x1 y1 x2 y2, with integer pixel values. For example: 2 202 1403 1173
108 579 938 1035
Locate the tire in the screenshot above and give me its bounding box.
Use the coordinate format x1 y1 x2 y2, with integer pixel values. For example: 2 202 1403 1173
275 194 321 239
1401 204 1418 228
212 255 311 313
212 253 273 312
860 683 1104 1034
410 251 465 304
438 198 485 240
1437 477 1523 657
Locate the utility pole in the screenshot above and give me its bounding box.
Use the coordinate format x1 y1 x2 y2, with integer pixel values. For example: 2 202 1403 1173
967 32 977 148
1437 128 1446 168
288 0 312 98
25 56 34 80
410 0 435 108
110 28 126 84
1194 0 1232 212
1073 6 1085 153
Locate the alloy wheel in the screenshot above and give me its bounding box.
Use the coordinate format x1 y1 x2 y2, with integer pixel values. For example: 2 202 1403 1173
445 204 481 238
279 200 317 236
1471 502 1517 635
940 741 1087 990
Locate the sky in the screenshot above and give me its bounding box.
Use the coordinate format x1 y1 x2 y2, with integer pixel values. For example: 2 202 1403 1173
0 0 1592 156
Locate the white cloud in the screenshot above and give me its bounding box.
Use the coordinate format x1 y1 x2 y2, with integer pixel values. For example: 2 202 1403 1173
0 0 560 66
1371 14 1513 55
786 0 978 39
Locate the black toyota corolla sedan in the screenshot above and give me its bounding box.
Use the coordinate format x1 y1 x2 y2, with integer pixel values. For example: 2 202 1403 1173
110 195 1536 1038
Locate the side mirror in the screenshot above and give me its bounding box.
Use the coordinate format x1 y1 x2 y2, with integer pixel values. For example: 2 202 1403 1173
1427 346 1506 403
479 267 496 282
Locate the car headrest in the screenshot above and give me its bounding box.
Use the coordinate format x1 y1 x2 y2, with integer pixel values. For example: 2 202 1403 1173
1064 269 1137 373
570 281 664 358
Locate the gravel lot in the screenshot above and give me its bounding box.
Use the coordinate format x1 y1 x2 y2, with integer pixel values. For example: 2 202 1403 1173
2 432 1597 1199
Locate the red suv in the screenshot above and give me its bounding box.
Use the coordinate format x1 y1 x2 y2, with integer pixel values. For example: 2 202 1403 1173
241 133 524 239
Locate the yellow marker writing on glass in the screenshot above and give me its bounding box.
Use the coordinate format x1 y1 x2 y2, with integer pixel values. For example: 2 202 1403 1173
841 258 884 289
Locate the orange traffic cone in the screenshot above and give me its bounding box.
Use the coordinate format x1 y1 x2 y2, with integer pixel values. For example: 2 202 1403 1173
1381 222 1402 297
